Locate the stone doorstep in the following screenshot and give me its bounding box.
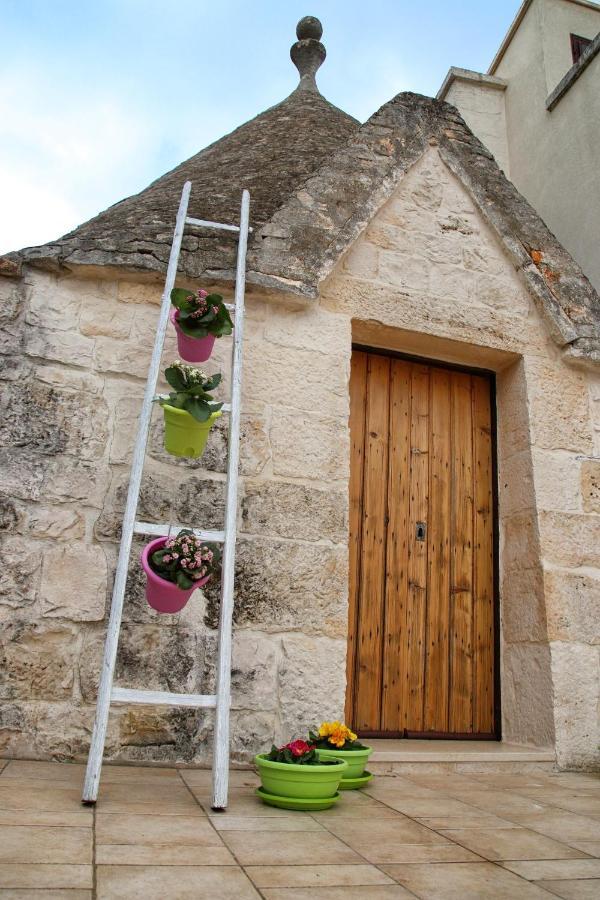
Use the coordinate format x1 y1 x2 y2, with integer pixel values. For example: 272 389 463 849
368 740 557 775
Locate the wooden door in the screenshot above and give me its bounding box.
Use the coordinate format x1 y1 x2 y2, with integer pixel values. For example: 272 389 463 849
346 350 496 738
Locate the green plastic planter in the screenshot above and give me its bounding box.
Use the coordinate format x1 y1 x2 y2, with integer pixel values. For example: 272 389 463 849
162 405 221 458
255 754 347 800
315 746 373 779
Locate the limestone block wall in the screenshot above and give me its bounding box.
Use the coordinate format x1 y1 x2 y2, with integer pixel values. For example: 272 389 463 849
322 148 600 769
0 268 350 764
1 144 599 768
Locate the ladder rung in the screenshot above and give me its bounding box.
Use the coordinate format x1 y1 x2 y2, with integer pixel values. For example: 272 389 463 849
112 687 217 708
185 216 253 234
134 521 225 542
224 303 235 312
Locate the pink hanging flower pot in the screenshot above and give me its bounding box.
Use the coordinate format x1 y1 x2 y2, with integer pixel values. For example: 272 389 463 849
170 309 216 363
140 533 219 614
169 288 233 363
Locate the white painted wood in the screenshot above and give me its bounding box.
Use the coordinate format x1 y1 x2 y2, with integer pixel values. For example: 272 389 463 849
83 182 250 812
133 521 225 543
82 182 192 804
111 687 217 708
211 189 250 810
185 216 253 233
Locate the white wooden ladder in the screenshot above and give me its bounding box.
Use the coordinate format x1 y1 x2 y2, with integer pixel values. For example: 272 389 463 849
82 181 251 809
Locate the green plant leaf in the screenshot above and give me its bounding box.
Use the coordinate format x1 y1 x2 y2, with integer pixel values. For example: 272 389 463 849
177 320 209 338
184 397 211 422
165 366 186 391
170 288 195 309
176 571 194 589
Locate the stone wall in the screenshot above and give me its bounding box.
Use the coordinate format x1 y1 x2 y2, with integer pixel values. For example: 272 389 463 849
0 269 350 764
1 145 599 768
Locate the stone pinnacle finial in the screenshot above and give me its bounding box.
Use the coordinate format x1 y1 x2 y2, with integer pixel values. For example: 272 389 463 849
290 16 326 92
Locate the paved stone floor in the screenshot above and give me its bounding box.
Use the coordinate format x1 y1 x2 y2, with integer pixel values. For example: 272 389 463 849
0 758 599 898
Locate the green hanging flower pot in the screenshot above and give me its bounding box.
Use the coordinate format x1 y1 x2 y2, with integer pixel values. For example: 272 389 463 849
162 405 222 458
156 361 223 459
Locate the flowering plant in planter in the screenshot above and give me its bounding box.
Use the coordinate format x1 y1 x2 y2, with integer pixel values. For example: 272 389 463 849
309 721 368 751
309 721 373 786
156 361 223 458
157 360 223 422
255 737 348 811
141 528 222 614
266 740 319 766
170 288 233 338
149 529 221 590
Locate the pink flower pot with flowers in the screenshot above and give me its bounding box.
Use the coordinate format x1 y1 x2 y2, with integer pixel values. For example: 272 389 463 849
170 288 233 363
141 530 221 614
170 309 215 363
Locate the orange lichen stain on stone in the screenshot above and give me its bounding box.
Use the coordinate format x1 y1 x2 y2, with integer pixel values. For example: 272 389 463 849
530 249 543 265
542 266 560 284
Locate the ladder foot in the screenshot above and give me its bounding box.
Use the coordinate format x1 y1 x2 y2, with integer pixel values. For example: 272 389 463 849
211 805 227 813
81 799 96 807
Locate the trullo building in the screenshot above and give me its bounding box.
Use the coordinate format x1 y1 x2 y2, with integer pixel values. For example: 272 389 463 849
1 15 599 771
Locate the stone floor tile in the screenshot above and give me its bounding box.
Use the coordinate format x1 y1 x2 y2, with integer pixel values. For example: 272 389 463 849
416 814 519 829
380 797 495 817
0 864 93 889
211 815 325 831
96 812 221 846
386 861 557 898
0 808 92 828
311 800 403 819
202 793 312 817
438 826 589 861
448 789 551 817
501 859 600 880
180 769 258 790
323 816 450 850
93 781 202 815
547 797 600 816
220 830 362 866
244 863 395 888
537 879 600 898
508 810 600 842
373 843 482 864
0 782 88 813
0 891 92 899
565 842 600 857
540 775 600 793
96 864 261 899
96 844 236 865
261 887 415 899
0 825 92 865
1 760 85 783
517 787 600 807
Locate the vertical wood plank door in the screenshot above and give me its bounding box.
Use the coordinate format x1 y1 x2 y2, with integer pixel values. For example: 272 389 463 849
346 350 497 738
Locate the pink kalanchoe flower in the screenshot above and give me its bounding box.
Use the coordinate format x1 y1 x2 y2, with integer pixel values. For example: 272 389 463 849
162 554 172 562
198 289 208 298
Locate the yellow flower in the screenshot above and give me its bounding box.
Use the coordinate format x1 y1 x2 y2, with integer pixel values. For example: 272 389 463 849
318 721 357 748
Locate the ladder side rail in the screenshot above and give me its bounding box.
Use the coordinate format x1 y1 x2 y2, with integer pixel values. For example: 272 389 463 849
82 181 193 803
211 189 251 810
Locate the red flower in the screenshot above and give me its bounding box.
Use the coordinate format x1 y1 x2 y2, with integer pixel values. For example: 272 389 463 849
285 739 313 757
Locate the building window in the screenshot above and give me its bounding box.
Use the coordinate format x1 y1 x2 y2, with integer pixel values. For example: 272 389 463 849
570 33 592 64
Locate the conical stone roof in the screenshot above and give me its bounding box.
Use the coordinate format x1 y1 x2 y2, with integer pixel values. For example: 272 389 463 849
16 17 358 281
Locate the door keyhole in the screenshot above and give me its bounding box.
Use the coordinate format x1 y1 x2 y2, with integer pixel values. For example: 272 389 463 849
416 522 426 541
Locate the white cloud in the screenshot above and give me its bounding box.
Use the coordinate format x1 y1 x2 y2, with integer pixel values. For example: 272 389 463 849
0 67 161 254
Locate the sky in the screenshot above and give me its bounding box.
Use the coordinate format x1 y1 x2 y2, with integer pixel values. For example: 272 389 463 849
0 0 523 255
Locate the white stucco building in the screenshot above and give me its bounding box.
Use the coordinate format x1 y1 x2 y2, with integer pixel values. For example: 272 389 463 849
438 0 600 291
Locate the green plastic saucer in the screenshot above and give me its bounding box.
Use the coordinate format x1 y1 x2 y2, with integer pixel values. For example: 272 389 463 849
338 770 374 790
256 786 340 811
